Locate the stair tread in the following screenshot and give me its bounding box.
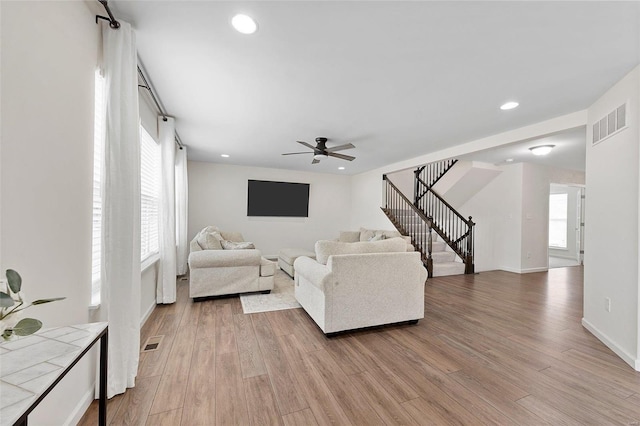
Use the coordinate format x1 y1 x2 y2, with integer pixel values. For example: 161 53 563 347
432 261 466 277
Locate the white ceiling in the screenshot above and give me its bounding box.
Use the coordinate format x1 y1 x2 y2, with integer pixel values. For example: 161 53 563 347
112 1 639 175
458 125 587 171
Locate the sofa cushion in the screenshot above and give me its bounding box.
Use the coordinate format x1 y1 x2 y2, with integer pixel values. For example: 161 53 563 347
338 231 360 243
221 240 255 250
314 237 408 265
260 257 276 277
197 232 223 250
359 227 401 242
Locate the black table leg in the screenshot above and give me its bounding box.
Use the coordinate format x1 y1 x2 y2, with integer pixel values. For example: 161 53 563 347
98 329 108 426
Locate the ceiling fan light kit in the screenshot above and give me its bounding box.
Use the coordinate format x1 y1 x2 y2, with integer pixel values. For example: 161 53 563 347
282 137 356 164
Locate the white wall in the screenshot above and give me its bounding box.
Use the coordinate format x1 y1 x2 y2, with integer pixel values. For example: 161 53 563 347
188 161 352 257
457 164 523 272
583 65 640 369
349 170 396 230
386 168 414 199
1 1 100 423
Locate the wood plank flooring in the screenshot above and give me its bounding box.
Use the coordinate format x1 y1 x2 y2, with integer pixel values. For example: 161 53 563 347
79 266 640 425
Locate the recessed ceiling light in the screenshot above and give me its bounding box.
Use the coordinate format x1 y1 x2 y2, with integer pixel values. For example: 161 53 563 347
500 101 519 110
221 154 230 158
338 166 345 170
231 14 257 34
505 158 514 162
529 145 555 156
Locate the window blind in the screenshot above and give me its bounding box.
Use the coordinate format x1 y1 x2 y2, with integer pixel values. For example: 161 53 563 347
140 126 160 262
91 71 106 306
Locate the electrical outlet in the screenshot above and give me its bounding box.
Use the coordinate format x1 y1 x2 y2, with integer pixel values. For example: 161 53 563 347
605 297 611 312
526 252 531 259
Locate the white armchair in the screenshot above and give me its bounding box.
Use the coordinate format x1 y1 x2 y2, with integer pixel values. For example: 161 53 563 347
294 238 427 335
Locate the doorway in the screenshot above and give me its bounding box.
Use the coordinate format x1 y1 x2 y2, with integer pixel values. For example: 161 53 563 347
548 183 584 269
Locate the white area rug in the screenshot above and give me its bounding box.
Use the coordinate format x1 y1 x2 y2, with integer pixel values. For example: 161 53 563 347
240 270 301 314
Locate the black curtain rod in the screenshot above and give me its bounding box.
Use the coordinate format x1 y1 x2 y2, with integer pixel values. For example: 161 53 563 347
137 66 185 150
96 0 120 29
96 0 185 150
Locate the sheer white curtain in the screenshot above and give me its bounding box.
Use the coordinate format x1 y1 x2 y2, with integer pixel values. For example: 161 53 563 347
175 146 189 275
157 117 177 303
99 20 141 398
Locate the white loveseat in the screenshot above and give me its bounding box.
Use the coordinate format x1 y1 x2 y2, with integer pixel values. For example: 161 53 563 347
294 238 427 335
188 227 275 299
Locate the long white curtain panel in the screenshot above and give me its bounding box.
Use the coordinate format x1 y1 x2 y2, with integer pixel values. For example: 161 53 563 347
99 20 141 399
157 117 177 303
175 146 189 276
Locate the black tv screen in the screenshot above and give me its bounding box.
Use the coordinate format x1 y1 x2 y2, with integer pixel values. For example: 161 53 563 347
247 180 310 217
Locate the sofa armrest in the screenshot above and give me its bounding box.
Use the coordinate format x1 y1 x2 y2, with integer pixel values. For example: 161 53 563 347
188 249 262 268
293 256 331 291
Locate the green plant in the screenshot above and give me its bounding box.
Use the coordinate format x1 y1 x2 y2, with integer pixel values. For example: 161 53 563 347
0 269 65 340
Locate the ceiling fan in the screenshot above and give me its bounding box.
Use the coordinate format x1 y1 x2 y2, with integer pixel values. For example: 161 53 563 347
282 137 356 164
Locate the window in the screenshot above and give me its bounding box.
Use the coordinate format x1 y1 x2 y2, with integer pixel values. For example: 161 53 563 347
140 126 160 262
91 70 160 306
91 70 106 306
549 193 568 249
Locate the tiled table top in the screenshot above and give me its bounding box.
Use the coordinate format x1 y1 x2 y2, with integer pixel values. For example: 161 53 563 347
0 322 108 426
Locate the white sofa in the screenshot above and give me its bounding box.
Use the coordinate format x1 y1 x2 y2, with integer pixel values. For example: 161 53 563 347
294 238 427 335
338 228 414 252
188 227 275 299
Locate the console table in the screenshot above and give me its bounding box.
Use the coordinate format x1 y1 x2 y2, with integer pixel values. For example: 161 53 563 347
0 322 108 426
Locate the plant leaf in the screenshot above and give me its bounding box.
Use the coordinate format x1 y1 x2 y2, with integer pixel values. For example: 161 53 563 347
0 292 15 308
32 297 66 305
6 269 21 293
12 318 42 336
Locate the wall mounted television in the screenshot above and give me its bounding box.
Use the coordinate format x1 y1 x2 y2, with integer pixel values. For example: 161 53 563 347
247 180 310 217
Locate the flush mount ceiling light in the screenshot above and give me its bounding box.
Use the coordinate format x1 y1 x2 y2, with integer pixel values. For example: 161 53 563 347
338 166 345 170
505 158 514 163
500 101 519 110
529 145 555 156
221 154 230 158
231 14 257 34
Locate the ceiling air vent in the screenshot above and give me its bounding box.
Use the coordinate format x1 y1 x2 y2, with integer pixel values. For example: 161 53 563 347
593 102 628 145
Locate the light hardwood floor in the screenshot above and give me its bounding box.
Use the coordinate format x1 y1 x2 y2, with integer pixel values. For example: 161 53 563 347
80 266 640 425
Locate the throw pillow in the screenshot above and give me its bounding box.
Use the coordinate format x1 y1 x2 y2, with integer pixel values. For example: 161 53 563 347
197 232 223 250
221 240 255 250
338 231 360 243
359 227 375 242
369 233 386 242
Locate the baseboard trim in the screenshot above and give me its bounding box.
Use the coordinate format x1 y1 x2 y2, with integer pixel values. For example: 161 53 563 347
499 266 548 274
66 382 96 426
141 302 156 327
581 318 639 371
520 267 549 274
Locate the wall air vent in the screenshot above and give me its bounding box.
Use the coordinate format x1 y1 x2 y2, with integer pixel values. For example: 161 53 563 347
593 102 628 145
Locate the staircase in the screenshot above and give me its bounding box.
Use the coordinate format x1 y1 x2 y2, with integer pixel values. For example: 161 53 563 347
382 158 475 277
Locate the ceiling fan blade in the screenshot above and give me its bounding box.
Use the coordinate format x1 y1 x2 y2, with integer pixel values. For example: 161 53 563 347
327 152 355 161
297 140 316 150
326 143 355 152
282 152 313 156
312 158 320 164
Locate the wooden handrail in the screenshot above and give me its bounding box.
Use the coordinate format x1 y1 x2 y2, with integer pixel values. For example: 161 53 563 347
382 175 434 277
426 188 474 227
411 159 475 275
383 175 433 227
